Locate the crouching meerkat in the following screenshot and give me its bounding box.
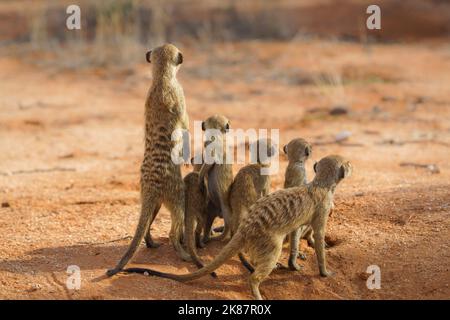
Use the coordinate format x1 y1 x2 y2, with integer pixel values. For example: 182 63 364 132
107 44 190 277
123 155 352 300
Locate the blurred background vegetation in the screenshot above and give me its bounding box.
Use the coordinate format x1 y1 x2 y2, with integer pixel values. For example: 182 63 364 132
0 0 449 69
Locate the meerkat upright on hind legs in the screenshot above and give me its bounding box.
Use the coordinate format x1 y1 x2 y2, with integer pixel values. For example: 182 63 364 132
183 156 218 277
282 138 313 270
198 115 234 243
106 44 190 277
123 155 352 300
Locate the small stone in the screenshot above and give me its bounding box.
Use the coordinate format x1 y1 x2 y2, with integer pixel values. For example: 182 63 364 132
335 131 352 142
329 106 349 116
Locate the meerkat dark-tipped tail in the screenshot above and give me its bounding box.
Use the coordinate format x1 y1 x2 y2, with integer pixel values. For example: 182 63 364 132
123 232 244 282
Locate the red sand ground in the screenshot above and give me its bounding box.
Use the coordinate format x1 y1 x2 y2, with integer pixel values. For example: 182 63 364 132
0 41 449 299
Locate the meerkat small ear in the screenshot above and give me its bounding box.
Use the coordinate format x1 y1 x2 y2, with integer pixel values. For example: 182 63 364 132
178 52 183 65
313 162 317 173
283 145 288 154
201 121 205 131
225 122 230 132
338 165 346 180
305 146 311 157
146 51 152 63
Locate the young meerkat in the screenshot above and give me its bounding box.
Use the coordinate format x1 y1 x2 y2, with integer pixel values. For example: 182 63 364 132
228 138 276 272
183 157 217 278
107 44 190 277
123 155 352 300
228 138 276 235
282 138 313 270
198 115 233 243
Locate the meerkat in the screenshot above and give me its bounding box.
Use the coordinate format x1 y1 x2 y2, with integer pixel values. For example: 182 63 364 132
123 155 352 300
198 115 233 243
106 44 190 277
282 138 313 270
183 157 217 278
226 138 276 272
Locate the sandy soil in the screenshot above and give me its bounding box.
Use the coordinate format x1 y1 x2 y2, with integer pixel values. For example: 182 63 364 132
0 40 449 299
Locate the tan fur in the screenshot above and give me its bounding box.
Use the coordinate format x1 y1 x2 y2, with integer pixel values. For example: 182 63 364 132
107 44 190 277
124 155 352 300
198 115 233 242
228 138 275 236
183 157 219 277
228 138 275 272
282 138 312 270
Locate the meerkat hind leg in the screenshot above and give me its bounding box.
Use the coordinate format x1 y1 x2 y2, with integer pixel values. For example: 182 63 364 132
165 193 192 262
249 241 282 300
144 203 162 248
288 229 303 271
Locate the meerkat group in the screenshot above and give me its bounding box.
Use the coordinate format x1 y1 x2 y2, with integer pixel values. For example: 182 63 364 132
106 44 353 300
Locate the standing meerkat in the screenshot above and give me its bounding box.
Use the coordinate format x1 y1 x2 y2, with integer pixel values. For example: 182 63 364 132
123 155 352 300
107 44 190 277
282 138 313 270
198 115 233 243
183 158 217 278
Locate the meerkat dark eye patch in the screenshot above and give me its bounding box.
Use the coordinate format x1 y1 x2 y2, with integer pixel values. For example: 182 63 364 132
146 51 152 63
178 52 183 65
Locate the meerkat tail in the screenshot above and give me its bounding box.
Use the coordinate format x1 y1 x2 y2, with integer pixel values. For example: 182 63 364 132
123 232 244 282
238 253 254 273
106 194 159 276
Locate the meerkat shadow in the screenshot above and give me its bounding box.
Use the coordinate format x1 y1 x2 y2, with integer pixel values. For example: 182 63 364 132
0 238 188 275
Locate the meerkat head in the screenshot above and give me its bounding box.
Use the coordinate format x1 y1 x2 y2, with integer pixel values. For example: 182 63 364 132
202 115 230 160
251 138 277 166
313 155 352 188
201 115 230 133
146 44 183 76
283 138 312 163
